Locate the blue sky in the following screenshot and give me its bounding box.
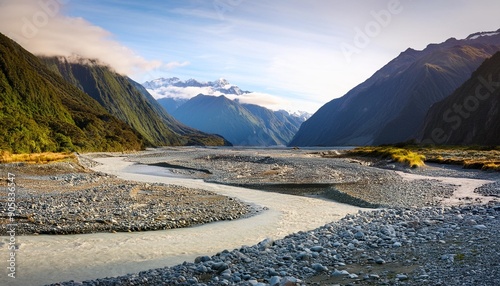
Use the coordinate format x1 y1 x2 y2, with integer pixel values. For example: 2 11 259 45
2 0 500 112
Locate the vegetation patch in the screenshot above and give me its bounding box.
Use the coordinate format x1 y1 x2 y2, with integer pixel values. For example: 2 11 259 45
413 146 500 171
347 146 426 168
341 145 500 171
0 151 75 164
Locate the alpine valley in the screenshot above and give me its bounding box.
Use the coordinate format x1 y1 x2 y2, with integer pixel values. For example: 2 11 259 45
1 5 500 286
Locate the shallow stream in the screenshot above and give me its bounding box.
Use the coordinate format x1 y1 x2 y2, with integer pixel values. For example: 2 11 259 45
0 156 364 286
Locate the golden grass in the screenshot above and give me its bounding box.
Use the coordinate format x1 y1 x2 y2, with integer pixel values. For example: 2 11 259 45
392 151 426 168
0 151 76 164
419 147 500 171
348 147 426 168
346 145 500 171
482 162 500 171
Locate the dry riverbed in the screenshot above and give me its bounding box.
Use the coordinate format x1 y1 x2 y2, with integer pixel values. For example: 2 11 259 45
1 147 499 286
0 160 249 235
126 147 500 208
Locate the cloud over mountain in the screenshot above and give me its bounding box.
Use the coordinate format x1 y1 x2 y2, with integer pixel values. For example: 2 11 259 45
144 77 292 111
0 0 167 75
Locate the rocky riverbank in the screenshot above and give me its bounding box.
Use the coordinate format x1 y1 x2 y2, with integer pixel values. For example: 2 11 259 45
50 204 500 286
0 160 250 235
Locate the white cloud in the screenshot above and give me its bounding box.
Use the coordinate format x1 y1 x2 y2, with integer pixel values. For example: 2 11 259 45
164 61 190 70
225 92 289 109
148 86 209 99
0 0 164 75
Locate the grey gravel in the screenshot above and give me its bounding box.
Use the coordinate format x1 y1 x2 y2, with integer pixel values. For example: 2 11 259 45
475 181 500 197
0 161 251 235
125 148 500 208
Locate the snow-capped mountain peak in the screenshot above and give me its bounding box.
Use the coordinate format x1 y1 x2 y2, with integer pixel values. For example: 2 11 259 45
211 78 230 88
279 109 312 121
143 77 181 89
143 77 250 98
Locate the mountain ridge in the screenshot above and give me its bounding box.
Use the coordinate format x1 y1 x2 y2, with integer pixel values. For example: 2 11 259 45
418 51 500 145
143 77 313 119
290 30 500 147
0 33 145 153
42 57 229 146
171 94 303 146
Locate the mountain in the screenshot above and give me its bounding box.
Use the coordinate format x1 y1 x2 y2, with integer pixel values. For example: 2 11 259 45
143 77 251 98
419 51 500 145
130 80 230 146
280 110 312 122
241 103 305 142
172 94 298 146
143 77 309 146
41 57 229 146
157 97 189 114
290 30 500 147
0 33 144 153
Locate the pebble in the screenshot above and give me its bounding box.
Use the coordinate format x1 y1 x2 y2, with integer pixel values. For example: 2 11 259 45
393 241 402 247
397 274 409 280
473 224 487 230
331 269 350 276
311 263 327 272
268 276 281 286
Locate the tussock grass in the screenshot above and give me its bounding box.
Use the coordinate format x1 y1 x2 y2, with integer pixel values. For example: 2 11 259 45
419 147 500 171
345 145 500 171
482 162 500 171
0 151 76 164
348 147 426 168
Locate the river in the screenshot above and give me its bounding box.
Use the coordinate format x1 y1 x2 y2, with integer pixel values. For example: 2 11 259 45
0 156 364 286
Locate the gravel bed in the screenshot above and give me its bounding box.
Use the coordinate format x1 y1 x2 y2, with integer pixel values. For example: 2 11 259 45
127 148 471 208
0 163 250 235
475 181 500 197
3 148 498 285
335 178 457 208
49 203 500 286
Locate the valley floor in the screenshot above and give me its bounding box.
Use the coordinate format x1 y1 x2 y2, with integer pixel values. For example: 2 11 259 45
0 147 499 285
0 159 249 236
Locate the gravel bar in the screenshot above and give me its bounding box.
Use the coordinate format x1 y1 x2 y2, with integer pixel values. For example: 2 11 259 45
0 161 250 235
